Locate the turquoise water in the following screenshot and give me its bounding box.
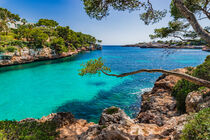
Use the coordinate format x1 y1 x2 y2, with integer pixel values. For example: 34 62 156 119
0 46 209 122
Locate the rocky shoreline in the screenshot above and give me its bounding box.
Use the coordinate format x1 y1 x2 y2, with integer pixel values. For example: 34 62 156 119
17 68 209 140
0 45 102 67
123 43 209 50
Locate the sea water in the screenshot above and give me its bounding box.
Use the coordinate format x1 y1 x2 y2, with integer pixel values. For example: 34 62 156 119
0 46 209 122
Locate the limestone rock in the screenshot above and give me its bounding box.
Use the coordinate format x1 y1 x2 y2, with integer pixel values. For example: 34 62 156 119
186 88 210 113
136 69 187 126
99 106 134 126
0 45 100 66
39 112 75 127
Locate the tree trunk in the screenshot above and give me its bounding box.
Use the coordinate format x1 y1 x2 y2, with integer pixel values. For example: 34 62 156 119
174 0 210 46
101 69 210 88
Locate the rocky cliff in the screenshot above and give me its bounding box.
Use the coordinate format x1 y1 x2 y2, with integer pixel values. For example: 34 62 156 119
20 68 210 140
0 45 102 67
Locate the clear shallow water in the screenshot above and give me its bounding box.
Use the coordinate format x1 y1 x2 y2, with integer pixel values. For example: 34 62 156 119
0 46 209 122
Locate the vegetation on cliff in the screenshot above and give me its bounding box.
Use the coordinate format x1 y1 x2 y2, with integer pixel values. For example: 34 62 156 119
0 7 101 55
181 107 210 140
172 55 210 113
0 120 58 140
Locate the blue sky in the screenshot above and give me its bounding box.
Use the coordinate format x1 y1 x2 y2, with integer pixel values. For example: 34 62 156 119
0 0 208 45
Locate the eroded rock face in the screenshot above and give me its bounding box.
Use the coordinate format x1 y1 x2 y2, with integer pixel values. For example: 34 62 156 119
186 88 210 113
0 45 101 66
99 106 134 126
137 69 187 126
39 112 75 127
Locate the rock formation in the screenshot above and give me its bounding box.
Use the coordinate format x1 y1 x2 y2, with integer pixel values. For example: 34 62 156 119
0 45 102 67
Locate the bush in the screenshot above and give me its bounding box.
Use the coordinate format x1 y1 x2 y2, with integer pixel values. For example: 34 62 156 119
172 80 200 113
172 55 210 113
0 47 5 53
0 120 59 140
105 107 119 114
181 108 210 140
193 55 210 80
0 35 14 41
5 46 17 52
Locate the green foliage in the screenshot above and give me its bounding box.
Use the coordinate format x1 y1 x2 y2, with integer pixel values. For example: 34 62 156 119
8 40 28 48
36 19 59 27
105 107 119 115
172 55 210 113
82 0 141 20
5 46 17 52
30 28 48 47
181 108 210 140
0 7 21 34
79 57 111 76
0 120 58 140
51 37 68 54
0 7 99 53
193 55 210 80
140 9 167 25
170 0 207 20
56 26 71 41
0 47 5 53
14 25 32 40
172 80 200 113
0 34 14 41
149 21 193 41
82 0 167 25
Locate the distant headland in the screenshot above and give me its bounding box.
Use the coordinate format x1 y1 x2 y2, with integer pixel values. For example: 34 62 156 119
123 41 210 52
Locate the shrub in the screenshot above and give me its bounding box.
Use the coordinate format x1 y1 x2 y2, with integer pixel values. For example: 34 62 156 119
105 107 119 114
0 47 5 53
181 108 210 140
0 120 59 140
0 35 14 41
193 55 210 80
5 46 17 52
172 80 200 113
172 55 210 113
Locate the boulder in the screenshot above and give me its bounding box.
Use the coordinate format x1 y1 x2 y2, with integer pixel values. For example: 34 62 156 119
99 106 134 126
186 88 210 113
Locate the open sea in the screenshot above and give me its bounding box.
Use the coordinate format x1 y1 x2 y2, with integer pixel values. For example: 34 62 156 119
0 46 209 122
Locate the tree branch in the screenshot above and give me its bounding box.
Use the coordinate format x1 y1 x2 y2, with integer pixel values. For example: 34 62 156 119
174 0 210 45
101 69 210 88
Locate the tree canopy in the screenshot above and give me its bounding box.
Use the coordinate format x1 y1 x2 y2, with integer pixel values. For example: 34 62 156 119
82 0 210 45
0 7 100 54
36 19 59 28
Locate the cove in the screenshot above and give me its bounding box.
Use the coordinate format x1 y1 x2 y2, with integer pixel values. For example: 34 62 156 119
0 46 209 122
